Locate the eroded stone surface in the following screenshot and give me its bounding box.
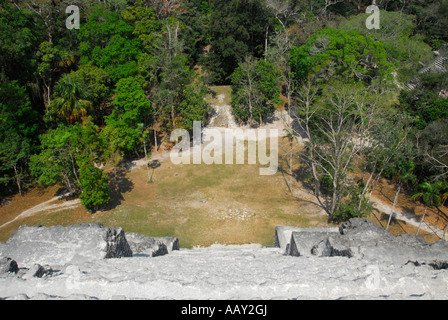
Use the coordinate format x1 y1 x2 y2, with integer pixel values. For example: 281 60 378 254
0 223 132 267
0 219 447 300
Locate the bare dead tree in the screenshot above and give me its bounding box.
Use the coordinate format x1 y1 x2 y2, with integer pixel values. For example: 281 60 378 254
321 0 345 16
146 0 180 19
266 0 302 36
291 80 385 220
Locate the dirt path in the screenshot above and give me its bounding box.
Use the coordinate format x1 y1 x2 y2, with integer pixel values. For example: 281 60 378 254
0 193 80 230
371 196 447 240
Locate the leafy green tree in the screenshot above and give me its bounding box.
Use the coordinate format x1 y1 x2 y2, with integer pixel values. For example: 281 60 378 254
399 73 448 129
95 35 142 82
151 55 193 129
79 6 144 83
103 76 152 158
0 77 39 139
122 0 159 52
0 77 39 195
338 10 433 75
79 163 110 213
18 0 66 44
30 119 111 212
0 130 32 196
405 0 448 49
102 117 142 159
417 119 448 182
108 76 152 127
201 0 270 84
290 28 394 85
0 1 44 85
78 6 134 51
178 86 210 131
30 124 80 195
70 118 105 165
36 41 74 106
231 57 281 124
176 0 212 65
412 181 444 235
30 120 105 195
332 184 374 223
70 64 112 123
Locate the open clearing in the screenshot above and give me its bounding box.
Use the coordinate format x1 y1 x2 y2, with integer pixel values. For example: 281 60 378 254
0 86 445 246
0 137 330 246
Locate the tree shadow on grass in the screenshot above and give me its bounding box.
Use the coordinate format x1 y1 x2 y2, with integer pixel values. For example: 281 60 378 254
372 210 408 234
104 166 135 211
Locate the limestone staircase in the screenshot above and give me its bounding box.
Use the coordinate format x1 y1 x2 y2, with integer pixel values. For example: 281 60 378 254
419 55 448 74
405 44 448 91
1 221 448 300
2 243 447 300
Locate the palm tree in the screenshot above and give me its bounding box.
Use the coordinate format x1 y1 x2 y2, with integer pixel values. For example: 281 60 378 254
411 182 443 236
50 72 92 122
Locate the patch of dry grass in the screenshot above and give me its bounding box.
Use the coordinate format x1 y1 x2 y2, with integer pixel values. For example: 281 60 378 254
93 145 330 248
206 86 232 106
0 136 331 247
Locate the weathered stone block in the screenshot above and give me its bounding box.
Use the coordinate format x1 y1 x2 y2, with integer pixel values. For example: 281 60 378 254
275 226 339 254
289 231 339 257
125 233 167 257
0 223 132 267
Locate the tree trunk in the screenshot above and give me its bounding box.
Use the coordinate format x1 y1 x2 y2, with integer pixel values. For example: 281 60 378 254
386 183 401 230
13 164 22 196
286 71 292 126
264 24 269 57
416 206 428 236
69 151 80 185
443 223 448 239
111 153 118 180
358 171 374 211
329 181 339 221
64 173 74 195
43 81 51 106
368 170 383 200
289 140 293 192
143 140 151 182
113 165 118 180
153 120 158 151
248 86 253 122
